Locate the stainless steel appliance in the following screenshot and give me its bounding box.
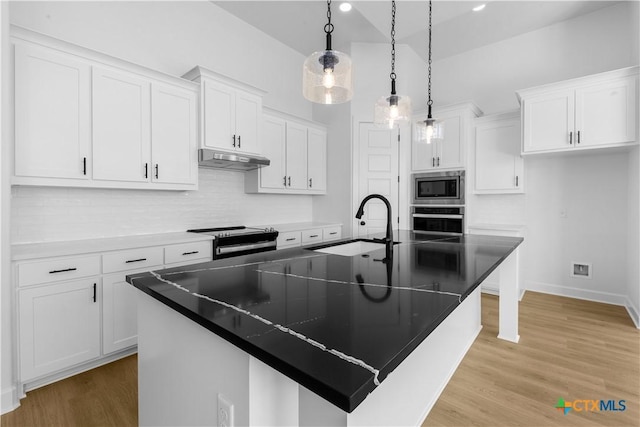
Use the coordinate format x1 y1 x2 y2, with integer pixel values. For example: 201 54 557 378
412 170 465 205
411 206 464 236
197 148 270 171
187 226 279 259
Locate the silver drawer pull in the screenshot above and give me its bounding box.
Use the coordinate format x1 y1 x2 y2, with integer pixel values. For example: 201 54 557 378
182 251 199 256
126 258 147 263
49 267 77 274
285 238 297 242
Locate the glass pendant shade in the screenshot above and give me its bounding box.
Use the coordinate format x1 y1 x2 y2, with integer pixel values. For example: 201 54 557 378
374 94 412 129
303 49 353 104
415 117 444 144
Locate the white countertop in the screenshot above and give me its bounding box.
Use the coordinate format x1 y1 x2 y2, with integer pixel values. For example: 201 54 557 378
12 232 215 261
253 222 342 233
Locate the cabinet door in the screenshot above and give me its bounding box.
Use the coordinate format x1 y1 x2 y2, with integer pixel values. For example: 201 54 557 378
475 119 522 193
151 84 198 185
103 270 153 354
522 90 574 152
203 80 235 150
575 76 637 147
234 90 262 154
19 279 100 382
14 44 91 179
307 128 327 191
437 115 463 169
285 122 308 190
92 67 151 182
259 116 287 189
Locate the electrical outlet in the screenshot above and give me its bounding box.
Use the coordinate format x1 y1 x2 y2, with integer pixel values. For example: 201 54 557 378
570 262 592 278
217 394 234 427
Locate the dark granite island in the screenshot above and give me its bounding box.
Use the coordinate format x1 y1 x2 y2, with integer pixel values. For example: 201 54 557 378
128 230 523 426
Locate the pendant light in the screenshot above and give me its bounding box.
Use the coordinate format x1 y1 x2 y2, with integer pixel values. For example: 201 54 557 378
416 0 442 144
374 0 411 129
303 0 353 104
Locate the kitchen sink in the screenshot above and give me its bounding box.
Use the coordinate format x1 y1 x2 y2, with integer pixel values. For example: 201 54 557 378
309 239 399 256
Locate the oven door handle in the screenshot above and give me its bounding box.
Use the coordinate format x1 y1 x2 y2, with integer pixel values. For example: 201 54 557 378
412 214 464 219
216 241 276 255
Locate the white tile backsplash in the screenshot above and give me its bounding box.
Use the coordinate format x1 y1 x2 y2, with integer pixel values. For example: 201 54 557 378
11 169 313 243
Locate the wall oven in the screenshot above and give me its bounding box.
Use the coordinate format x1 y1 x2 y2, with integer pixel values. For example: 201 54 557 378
413 170 465 205
411 206 465 236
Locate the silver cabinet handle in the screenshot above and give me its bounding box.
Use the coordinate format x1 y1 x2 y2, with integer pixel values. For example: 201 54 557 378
569 131 573 144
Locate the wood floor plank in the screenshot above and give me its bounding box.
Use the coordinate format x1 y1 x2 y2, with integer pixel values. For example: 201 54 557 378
1 291 637 427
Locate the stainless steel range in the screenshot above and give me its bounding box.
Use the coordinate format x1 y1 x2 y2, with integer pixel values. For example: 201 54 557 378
187 226 279 259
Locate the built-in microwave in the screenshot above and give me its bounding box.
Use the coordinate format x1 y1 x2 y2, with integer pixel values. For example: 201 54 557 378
412 170 465 205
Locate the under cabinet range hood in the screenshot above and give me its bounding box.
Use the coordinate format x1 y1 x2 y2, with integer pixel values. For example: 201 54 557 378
197 148 270 171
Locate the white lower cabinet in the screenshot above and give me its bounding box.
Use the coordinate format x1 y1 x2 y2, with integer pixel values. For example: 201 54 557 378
15 238 213 386
19 279 101 382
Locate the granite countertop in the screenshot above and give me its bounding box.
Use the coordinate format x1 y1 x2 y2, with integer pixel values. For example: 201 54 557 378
127 230 523 413
12 232 215 261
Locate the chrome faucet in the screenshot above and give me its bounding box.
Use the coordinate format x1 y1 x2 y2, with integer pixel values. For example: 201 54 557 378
355 194 394 248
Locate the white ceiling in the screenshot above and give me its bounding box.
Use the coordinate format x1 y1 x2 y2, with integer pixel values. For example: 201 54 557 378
214 1 622 62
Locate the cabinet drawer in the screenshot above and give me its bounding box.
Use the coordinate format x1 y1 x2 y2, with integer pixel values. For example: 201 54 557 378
18 255 101 287
277 231 301 249
165 241 213 265
103 247 164 274
323 226 342 242
301 229 323 245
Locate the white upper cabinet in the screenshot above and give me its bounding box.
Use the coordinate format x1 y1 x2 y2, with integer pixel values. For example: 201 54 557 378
474 111 524 194
245 110 327 195
14 43 91 180
412 103 481 172
307 128 327 192
151 84 198 186
183 66 265 155
518 67 638 154
11 27 199 191
92 67 151 182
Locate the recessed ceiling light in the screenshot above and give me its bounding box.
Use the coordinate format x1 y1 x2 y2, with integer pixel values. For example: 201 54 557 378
472 4 486 12
339 2 352 12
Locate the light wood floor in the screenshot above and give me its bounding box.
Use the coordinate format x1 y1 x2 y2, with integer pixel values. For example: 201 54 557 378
2 292 638 427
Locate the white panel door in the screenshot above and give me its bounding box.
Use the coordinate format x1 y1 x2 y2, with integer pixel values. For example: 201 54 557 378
437 115 463 169
307 128 327 191
357 123 399 238
260 115 287 190
285 121 308 190
92 67 151 182
522 90 574 152
475 120 521 191
151 84 197 185
575 77 637 147
203 80 235 150
234 90 262 154
19 279 100 381
14 43 91 179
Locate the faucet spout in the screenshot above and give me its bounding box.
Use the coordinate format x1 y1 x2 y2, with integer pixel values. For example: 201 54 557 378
355 194 394 246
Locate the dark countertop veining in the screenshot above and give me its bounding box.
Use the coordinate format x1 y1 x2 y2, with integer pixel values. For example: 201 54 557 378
127 230 523 413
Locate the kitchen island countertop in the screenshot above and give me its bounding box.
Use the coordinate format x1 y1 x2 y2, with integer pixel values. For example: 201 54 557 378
128 230 522 414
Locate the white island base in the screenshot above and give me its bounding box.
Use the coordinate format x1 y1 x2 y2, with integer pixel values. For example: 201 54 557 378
136 288 481 427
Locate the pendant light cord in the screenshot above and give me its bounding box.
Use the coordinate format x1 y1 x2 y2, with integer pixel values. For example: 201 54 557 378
427 0 433 115
390 0 396 87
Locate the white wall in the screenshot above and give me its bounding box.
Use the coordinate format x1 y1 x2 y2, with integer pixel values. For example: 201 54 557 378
8 0 316 244
628 146 640 325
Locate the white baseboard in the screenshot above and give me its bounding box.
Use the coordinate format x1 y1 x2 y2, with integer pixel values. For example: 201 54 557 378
481 284 526 301
624 297 640 329
524 280 629 307
1 385 20 415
